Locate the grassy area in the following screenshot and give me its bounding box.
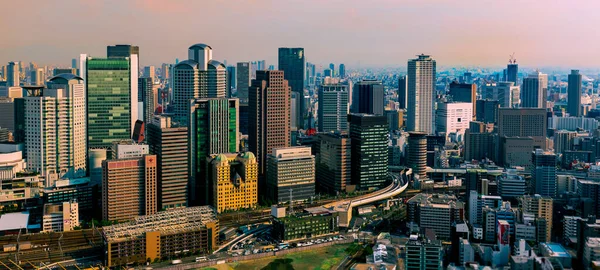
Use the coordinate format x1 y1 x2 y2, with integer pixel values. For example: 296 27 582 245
205 243 351 270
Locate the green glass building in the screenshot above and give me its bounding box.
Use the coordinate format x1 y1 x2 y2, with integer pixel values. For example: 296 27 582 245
349 113 389 190
189 98 239 205
81 55 138 149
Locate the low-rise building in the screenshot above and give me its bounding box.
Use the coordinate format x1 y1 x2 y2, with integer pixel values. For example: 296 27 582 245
407 193 464 240
272 208 339 241
102 206 218 267
42 200 79 232
405 234 443 270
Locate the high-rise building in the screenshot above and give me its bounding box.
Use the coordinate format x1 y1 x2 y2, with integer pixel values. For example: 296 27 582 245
521 71 548 109
315 133 351 194
278 48 306 129
475 99 500 124
482 82 519 108
448 81 476 117
236 62 251 104
147 115 188 210
398 75 407 109
25 74 87 181
171 60 199 125
506 63 518 85
248 70 291 185
498 169 527 199
407 54 436 134
207 152 257 213
532 149 557 198
161 63 170 80
329 63 335 76
107 44 139 59
351 80 384 115
518 195 553 242
554 130 576 154
143 66 155 79
226 65 236 98
349 114 388 190
435 102 472 138
339 64 345 78
102 154 157 222
80 54 138 149
0 89 22 134
138 77 153 121
7 61 19 87
30 68 45 85
568 70 583 117
408 132 428 180
189 98 239 205
318 83 348 132
267 147 315 203
405 234 443 270
498 108 547 150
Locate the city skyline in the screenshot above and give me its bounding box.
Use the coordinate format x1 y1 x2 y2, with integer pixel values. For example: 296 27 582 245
2 1 600 68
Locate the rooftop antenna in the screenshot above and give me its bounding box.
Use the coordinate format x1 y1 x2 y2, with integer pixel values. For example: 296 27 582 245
509 52 516 64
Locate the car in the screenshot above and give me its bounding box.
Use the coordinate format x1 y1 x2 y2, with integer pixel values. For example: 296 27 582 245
195 257 207 262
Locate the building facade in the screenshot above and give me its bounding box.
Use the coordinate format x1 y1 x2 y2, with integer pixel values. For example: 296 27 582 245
407 54 436 134
521 71 548 109
349 114 388 190
267 147 315 203
278 48 306 129
351 80 384 115
315 133 351 194
206 152 258 213
567 70 582 117
318 83 348 132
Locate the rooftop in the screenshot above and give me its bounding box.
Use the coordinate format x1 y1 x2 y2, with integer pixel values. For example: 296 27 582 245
0 212 29 232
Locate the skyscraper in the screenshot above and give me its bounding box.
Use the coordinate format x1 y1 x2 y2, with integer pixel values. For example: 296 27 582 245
248 70 291 192
349 114 388 190
189 98 239 205
25 74 87 181
107 44 139 58
318 83 348 132
161 63 170 80
278 48 306 129
226 65 236 98
315 133 351 194
7 61 19 87
475 99 500 124
521 71 548 109
267 146 315 203
236 62 251 104
172 60 199 125
567 70 582 117
506 63 518 85
144 66 155 79
207 152 258 213
448 81 476 117
80 53 138 149
102 154 157 222
147 115 189 210
30 68 45 86
351 80 384 115
482 82 519 108
398 75 407 109
407 54 436 134
339 64 346 78
532 149 557 198
329 63 335 76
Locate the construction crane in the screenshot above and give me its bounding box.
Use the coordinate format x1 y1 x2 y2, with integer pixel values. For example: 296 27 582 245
509 52 517 64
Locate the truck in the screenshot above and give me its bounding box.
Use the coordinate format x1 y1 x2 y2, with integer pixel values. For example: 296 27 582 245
171 260 182 265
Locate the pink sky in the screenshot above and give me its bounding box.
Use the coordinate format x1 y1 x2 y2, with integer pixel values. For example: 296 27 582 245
1 0 599 68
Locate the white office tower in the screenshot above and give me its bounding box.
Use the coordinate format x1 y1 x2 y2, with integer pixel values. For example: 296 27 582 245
482 82 520 108
436 102 472 141
25 74 87 184
407 54 436 134
521 71 548 109
188 43 226 98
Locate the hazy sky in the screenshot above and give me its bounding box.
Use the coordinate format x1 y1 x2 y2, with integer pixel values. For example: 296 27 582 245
2 0 600 69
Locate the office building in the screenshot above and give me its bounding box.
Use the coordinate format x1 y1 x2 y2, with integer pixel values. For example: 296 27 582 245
147 115 188 210
407 132 427 180
25 74 87 181
405 234 443 270
339 63 345 78
143 66 155 79
226 65 236 97
482 82 519 108
521 71 548 109
498 108 547 150
236 62 251 104
351 80 384 115
107 44 139 59
435 102 472 138
448 81 476 116
138 77 157 125
278 48 306 129
568 70 583 117
349 114 388 190
518 195 553 242
42 200 79 232
0 88 23 135
7 61 19 87
583 237 600 269
398 75 407 109
407 54 436 134
407 193 464 240
315 133 351 194
318 83 348 132
498 169 526 199
207 152 258 213
475 99 500 124
532 149 557 198
554 130 576 155
102 206 218 267
464 128 495 162
189 98 239 205
386 109 403 131
505 63 518 85
30 68 45 86
266 147 315 203
101 154 157 222
248 70 291 183
160 63 170 80
272 209 339 241
81 54 138 149
171 60 199 125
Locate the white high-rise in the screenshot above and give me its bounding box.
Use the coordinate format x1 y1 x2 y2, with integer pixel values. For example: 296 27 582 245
407 54 436 134
25 74 87 183
436 102 472 139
